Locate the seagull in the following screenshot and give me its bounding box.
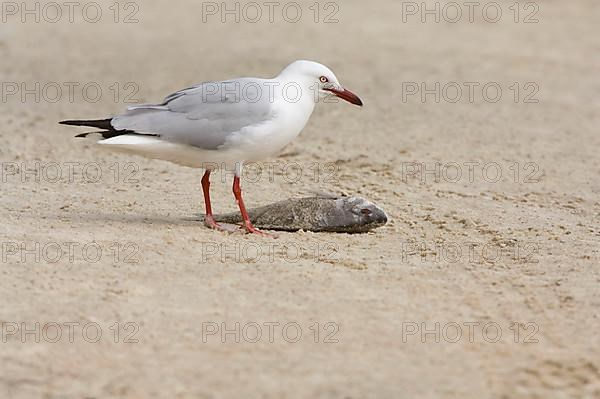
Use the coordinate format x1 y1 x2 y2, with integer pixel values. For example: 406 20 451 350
60 60 363 236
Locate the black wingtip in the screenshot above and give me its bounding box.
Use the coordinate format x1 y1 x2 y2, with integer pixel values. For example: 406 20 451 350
59 118 114 130
60 120 86 126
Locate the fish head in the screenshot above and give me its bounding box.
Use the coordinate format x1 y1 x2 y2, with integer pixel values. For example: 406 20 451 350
331 197 388 233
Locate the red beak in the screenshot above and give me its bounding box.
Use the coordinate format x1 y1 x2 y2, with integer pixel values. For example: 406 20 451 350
324 87 363 107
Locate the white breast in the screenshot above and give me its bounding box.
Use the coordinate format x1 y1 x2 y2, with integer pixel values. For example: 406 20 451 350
221 86 317 162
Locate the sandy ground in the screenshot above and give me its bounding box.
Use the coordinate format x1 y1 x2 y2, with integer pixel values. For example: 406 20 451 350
1 0 599 398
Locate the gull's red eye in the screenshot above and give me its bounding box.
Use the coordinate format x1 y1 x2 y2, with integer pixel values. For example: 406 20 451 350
320 76 328 83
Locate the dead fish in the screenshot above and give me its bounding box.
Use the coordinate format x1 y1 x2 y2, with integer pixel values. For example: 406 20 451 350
207 196 388 233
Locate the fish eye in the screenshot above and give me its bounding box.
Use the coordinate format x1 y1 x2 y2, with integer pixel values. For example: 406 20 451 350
320 76 328 83
360 208 372 215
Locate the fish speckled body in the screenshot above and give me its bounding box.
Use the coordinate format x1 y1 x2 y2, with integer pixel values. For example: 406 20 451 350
209 196 388 233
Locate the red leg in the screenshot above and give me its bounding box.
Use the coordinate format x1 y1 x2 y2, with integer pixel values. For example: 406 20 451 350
201 170 225 231
232 176 273 237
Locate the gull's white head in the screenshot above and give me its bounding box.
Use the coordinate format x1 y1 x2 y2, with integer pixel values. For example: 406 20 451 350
278 60 363 107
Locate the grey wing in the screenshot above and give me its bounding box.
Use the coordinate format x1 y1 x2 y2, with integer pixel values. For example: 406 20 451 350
111 79 274 150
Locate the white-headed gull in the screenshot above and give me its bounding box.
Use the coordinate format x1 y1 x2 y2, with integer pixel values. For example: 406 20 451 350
60 60 363 236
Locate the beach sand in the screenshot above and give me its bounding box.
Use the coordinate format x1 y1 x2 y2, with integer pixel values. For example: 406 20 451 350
1 1 599 397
